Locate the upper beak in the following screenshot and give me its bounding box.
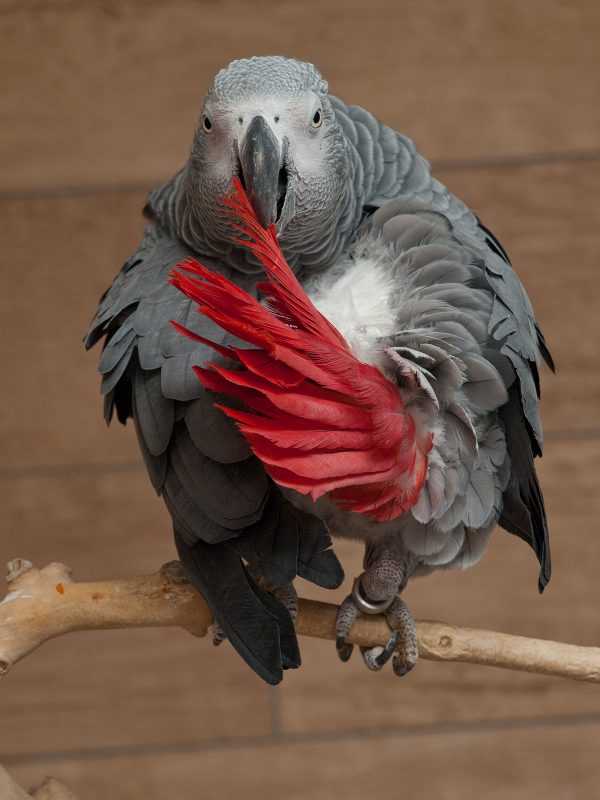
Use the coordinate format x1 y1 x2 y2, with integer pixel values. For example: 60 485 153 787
238 115 283 229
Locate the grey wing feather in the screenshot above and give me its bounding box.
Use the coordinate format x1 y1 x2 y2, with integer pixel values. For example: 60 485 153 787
184 392 251 463
98 326 136 373
460 353 509 411
133 367 174 456
162 465 229 545
87 224 283 544
160 353 206 402
137 330 164 372
168 421 267 531
87 221 343 683
363 200 550 588
100 341 137 395
133 406 168 490
333 97 552 457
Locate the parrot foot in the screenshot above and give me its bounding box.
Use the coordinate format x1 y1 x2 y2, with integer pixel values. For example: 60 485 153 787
364 595 418 676
267 581 299 622
259 578 298 624
211 621 227 647
335 577 418 676
246 564 299 622
335 594 359 662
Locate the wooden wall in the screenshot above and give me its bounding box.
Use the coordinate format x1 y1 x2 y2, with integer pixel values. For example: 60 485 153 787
1 1 599 796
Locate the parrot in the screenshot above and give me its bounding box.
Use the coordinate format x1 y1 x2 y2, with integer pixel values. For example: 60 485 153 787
86 55 553 684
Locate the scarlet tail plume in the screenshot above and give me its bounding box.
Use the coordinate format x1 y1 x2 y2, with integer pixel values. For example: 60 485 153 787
169 179 429 521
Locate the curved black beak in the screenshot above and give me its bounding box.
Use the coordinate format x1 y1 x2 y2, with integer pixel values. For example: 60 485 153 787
239 115 282 229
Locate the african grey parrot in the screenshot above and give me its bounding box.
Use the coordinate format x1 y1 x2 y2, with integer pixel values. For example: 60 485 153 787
86 56 552 684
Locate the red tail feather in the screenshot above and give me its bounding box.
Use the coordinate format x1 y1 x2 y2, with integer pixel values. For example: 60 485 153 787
169 179 430 521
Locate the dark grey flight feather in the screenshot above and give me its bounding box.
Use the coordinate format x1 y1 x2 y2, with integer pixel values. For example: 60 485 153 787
228 493 300 587
168 421 267 531
174 530 300 684
499 386 551 591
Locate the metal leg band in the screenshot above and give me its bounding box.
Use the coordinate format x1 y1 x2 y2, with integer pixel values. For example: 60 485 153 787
351 574 395 616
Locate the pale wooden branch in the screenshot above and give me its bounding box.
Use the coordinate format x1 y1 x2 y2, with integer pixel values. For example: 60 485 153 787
30 777 81 800
0 765 79 800
0 764 31 800
2 559 600 683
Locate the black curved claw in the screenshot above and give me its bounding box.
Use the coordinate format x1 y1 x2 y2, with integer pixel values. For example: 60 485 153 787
212 624 226 647
374 630 399 669
392 653 417 677
336 636 354 663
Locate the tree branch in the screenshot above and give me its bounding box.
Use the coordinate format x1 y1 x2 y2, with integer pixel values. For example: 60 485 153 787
29 777 81 800
0 765 79 800
0 764 31 800
1 559 599 683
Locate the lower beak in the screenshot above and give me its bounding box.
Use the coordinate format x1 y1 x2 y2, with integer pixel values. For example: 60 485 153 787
238 115 282 229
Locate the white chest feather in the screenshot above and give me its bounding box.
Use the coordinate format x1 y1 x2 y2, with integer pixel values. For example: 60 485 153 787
304 255 398 363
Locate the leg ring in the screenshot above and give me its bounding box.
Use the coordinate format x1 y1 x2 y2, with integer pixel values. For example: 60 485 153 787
351 574 395 616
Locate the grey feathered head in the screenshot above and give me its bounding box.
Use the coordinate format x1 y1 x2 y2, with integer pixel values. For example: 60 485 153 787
177 56 361 272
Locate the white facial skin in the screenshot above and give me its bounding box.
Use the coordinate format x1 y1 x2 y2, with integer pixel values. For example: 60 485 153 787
199 91 328 192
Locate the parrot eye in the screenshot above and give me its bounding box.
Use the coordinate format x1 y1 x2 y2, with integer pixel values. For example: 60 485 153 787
202 115 213 133
310 108 323 129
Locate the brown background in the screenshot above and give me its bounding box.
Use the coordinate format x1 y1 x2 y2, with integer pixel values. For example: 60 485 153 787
1 1 599 797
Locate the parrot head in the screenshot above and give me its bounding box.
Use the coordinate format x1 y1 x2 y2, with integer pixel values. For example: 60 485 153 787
184 56 358 269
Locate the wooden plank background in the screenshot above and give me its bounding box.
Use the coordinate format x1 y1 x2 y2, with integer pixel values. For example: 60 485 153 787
1 1 599 796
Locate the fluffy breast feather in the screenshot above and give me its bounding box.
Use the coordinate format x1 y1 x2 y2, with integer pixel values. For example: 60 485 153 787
304 253 399 365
